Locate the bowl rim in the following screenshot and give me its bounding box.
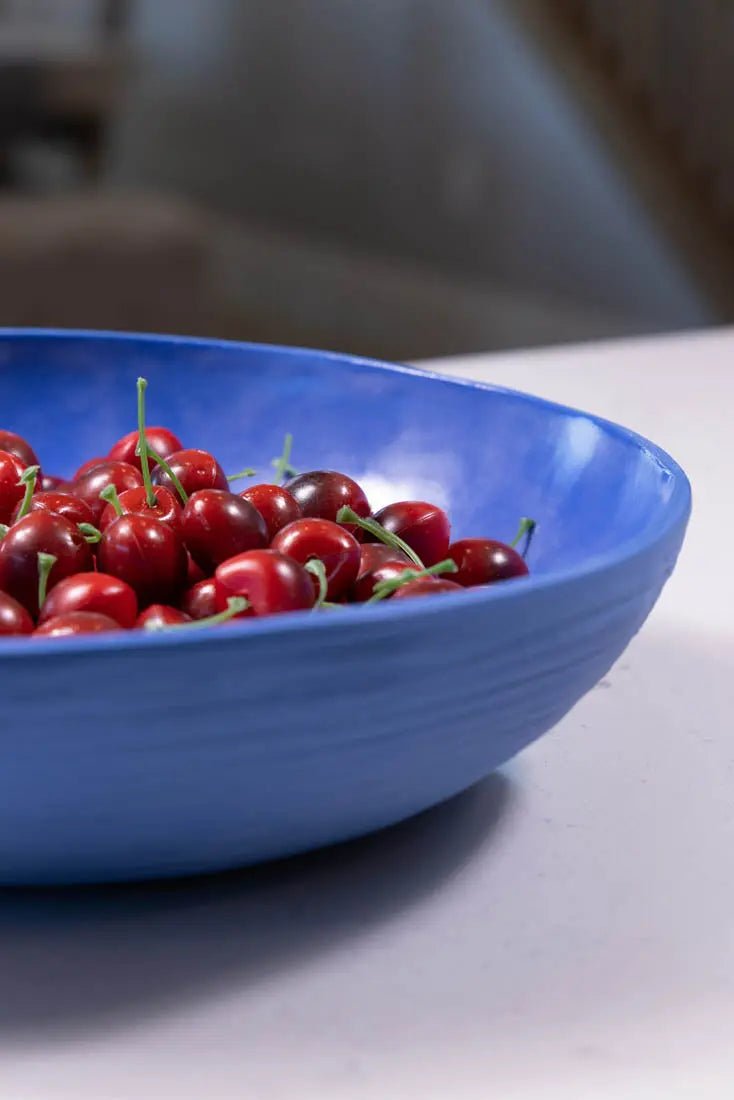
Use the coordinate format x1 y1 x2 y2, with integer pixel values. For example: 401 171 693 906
0 327 692 658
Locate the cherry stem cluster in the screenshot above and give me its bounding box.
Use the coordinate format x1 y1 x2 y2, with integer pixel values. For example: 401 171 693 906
336 506 424 568
366 559 458 603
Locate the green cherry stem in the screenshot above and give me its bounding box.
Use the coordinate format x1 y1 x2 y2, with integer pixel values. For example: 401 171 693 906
0 523 9 540
99 483 124 516
37 552 57 609
143 595 250 631
366 558 458 603
227 468 258 483
15 464 40 520
305 558 328 607
510 517 537 559
271 433 297 484
147 446 189 505
336 506 424 568
136 376 157 508
78 522 102 544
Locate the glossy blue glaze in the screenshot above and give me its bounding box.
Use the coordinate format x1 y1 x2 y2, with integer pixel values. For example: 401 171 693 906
0 330 690 883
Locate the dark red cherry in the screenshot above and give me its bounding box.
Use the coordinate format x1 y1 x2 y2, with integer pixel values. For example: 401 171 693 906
108 426 183 473
448 538 529 585
34 611 120 637
240 483 301 541
152 448 227 497
136 604 191 629
182 489 267 573
40 473 64 492
38 572 138 628
390 577 462 599
0 511 93 615
285 471 370 529
73 456 108 480
215 549 315 617
0 591 34 635
355 542 410 582
0 430 39 470
12 490 95 528
271 517 360 600
72 461 143 524
179 577 221 620
351 559 413 603
0 450 27 524
99 485 182 533
97 514 188 607
185 551 206 586
371 501 450 567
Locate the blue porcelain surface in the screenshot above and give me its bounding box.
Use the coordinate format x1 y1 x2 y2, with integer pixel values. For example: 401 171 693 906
0 330 690 884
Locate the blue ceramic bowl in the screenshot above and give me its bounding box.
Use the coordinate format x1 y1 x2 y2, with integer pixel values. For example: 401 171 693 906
0 330 690 884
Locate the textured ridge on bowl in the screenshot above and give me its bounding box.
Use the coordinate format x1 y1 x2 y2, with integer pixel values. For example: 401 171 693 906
0 330 690 883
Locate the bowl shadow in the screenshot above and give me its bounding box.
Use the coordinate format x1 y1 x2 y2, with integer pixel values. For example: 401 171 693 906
0 771 514 1043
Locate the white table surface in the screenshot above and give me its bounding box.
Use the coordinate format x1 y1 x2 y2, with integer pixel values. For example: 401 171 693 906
2 329 732 1099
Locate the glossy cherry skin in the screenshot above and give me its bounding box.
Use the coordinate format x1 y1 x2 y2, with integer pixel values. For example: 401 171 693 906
12 490 95 527
136 604 191 628
34 611 120 637
72 461 143 524
355 542 410 582
448 538 529 585
108 426 183 473
180 577 221 620
285 470 371 528
182 489 267 573
371 501 451 567
390 577 462 599
215 549 315 617
38 571 138 628
0 430 39 470
40 473 64 492
0 591 34 635
0 511 93 615
271 517 360 600
351 559 413 603
73 456 108 480
97 514 188 607
152 448 228 497
185 552 206 586
0 450 27 524
99 485 182 533
240 483 301 541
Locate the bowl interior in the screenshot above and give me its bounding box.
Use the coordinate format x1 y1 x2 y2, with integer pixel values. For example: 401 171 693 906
1 331 681 575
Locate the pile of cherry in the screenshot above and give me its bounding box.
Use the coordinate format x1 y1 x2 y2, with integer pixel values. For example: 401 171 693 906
0 378 533 639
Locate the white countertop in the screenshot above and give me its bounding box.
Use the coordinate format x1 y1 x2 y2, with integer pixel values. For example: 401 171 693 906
2 329 732 1099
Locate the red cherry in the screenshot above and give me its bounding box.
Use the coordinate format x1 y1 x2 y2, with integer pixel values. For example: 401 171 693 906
215 549 315 617
38 572 138 628
371 501 450 567
108 426 183 473
72 461 143 524
180 577 221 620
285 471 370 529
0 511 93 615
152 448 227 497
448 538 529 585
97 513 188 607
355 542 410 582
12 490 95 528
0 591 34 635
240 483 301 541
182 489 267 573
390 577 462 599
271 517 360 600
73 456 108 480
40 473 64 492
34 611 120 637
136 604 191 629
185 551 206 586
99 484 182 533
0 430 39 470
350 559 413 603
0 450 27 524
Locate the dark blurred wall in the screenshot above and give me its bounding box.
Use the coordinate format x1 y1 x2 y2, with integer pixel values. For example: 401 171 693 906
107 0 709 328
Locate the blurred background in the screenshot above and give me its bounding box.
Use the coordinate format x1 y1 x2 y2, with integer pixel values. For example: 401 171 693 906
0 0 731 359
